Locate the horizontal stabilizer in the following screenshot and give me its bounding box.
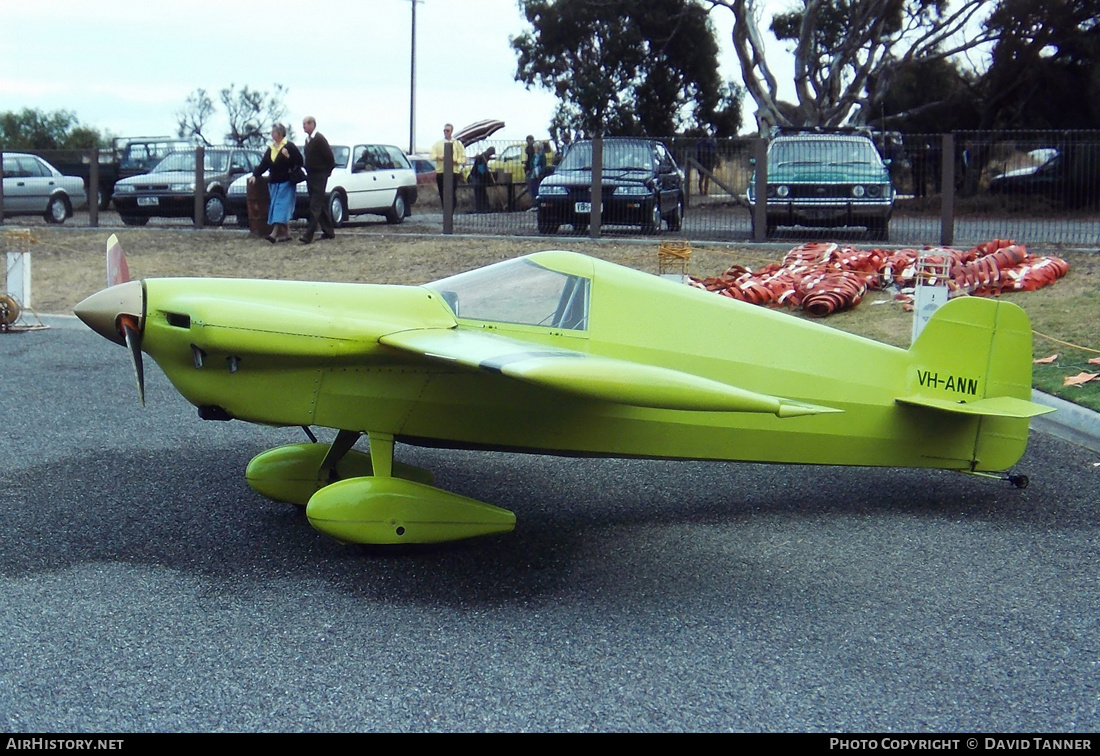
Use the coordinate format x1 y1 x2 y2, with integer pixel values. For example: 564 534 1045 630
383 328 840 417
896 394 1055 419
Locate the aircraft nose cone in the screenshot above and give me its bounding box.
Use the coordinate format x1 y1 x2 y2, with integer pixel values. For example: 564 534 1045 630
74 280 144 345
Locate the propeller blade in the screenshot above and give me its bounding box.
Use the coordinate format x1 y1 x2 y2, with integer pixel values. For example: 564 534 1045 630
122 316 145 406
106 233 130 287
74 236 147 406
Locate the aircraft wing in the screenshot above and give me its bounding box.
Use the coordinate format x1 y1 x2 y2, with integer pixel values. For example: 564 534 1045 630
381 328 839 418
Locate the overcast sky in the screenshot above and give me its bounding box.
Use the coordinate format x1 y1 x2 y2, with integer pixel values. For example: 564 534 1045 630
1 0 787 151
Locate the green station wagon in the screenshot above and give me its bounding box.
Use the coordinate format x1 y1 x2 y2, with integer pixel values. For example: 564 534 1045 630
748 131 895 240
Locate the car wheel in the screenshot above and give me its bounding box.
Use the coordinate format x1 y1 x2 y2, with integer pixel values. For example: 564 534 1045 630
44 195 71 224
665 195 684 232
573 220 589 235
204 194 227 226
536 210 559 235
329 191 348 227
386 193 407 225
120 215 150 226
641 201 662 235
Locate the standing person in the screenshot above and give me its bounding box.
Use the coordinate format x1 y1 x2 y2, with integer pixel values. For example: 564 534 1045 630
555 130 572 165
696 135 718 195
470 146 496 213
428 123 467 204
248 123 303 243
299 115 336 244
524 134 536 177
528 141 547 199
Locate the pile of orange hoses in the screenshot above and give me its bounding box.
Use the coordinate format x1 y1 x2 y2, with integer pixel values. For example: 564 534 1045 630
691 239 1070 316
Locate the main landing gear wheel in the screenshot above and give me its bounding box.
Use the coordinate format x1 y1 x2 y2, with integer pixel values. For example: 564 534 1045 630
246 431 516 545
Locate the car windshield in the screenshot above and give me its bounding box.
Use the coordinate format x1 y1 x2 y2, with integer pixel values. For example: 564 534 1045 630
771 139 882 167
153 151 231 173
558 142 654 172
428 258 590 331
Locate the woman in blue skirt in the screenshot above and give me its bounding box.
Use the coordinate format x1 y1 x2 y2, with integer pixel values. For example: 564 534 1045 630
248 123 303 243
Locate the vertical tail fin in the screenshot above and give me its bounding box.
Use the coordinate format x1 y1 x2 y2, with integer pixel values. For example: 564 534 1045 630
897 296 1052 471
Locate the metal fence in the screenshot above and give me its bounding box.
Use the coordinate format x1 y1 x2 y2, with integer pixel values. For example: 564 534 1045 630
414 132 1100 249
5 131 1099 249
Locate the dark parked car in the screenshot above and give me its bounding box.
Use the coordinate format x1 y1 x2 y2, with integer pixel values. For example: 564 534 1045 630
988 148 1100 207
535 137 685 235
748 130 895 240
112 146 261 226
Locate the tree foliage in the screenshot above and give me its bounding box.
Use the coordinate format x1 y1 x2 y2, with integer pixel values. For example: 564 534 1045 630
705 0 998 132
0 108 109 150
869 57 983 133
177 84 290 148
176 88 216 145
512 0 742 137
979 0 1100 129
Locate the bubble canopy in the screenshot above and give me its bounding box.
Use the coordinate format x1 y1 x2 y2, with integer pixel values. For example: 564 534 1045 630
427 258 590 331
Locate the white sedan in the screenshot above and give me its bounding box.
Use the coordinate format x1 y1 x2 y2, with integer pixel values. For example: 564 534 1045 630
2 152 87 224
228 143 418 226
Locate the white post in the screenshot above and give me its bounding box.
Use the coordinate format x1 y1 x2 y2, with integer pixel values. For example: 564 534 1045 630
6 250 31 310
911 253 950 343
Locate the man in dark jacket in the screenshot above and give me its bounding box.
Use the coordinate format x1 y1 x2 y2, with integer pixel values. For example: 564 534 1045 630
300 115 337 243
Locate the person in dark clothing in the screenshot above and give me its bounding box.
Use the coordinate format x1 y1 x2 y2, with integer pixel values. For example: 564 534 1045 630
248 123 303 243
696 136 718 194
470 146 496 213
524 134 535 178
299 115 337 243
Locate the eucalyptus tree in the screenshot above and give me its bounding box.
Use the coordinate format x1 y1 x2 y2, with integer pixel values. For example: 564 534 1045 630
513 0 742 137
704 0 997 131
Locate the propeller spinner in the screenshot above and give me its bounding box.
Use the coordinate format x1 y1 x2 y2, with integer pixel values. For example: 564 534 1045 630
74 235 147 405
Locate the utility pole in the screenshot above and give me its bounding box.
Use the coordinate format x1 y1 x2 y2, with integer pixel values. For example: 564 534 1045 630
408 0 422 155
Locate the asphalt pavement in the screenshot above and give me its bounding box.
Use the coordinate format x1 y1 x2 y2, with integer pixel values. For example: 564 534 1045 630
2 318 1098 732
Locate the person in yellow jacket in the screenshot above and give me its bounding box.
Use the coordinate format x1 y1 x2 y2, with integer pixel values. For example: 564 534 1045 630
429 123 467 203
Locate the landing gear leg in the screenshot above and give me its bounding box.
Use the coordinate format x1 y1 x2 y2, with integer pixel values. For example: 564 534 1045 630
367 432 394 479
319 429 363 484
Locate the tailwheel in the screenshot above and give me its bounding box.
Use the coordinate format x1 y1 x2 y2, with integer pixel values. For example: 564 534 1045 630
305 477 516 545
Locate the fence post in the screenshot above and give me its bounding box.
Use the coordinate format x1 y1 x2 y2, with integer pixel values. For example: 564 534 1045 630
684 151 693 209
752 137 768 242
89 148 99 227
193 146 205 229
589 137 602 238
940 133 954 247
0 151 5 225
443 141 454 234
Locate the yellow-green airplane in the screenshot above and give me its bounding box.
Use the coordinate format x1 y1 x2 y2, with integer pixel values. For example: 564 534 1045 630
76 234 1053 546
